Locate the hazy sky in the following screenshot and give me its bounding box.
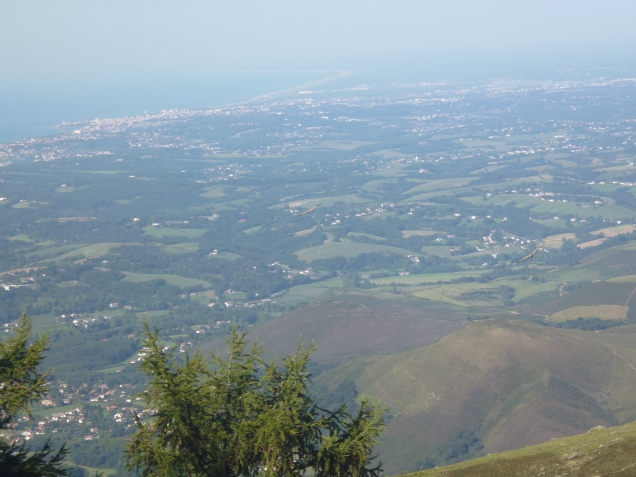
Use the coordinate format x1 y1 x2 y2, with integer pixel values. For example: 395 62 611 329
2 0 636 81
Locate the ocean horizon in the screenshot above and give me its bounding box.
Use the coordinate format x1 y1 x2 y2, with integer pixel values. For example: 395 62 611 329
0 70 339 144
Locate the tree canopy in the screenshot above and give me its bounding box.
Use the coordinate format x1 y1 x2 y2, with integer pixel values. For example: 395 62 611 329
0 314 70 477
127 325 385 477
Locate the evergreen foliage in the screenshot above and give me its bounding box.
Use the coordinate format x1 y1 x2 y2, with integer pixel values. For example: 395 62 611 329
127 325 385 477
0 314 70 476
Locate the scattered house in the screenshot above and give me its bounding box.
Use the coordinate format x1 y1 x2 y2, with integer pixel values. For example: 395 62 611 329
109 302 119 309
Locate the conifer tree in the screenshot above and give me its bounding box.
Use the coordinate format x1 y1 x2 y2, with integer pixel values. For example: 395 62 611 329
127 325 385 477
0 314 70 477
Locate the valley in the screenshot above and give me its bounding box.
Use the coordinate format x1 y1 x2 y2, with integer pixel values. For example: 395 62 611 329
2 72 636 474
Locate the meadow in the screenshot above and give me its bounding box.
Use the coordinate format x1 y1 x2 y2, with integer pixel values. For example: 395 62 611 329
121 271 211 289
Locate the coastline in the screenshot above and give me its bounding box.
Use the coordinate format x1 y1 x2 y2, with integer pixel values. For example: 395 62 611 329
0 71 350 146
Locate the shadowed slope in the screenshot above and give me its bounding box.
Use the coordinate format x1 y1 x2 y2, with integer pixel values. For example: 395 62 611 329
317 320 636 474
201 294 465 363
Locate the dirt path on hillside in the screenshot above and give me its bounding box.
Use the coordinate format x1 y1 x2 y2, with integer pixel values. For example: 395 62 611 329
625 285 636 307
613 349 636 376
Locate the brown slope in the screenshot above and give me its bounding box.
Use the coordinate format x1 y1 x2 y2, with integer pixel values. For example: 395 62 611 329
317 320 636 475
201 293 465 363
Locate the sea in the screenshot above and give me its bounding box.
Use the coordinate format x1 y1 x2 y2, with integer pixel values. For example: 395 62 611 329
0 70 339 144
2 47 634 145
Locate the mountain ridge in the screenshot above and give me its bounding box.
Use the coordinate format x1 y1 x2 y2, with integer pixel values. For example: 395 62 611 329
316 320 636 474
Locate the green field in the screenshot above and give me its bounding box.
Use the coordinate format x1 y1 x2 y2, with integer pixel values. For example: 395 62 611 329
295 227 317 237
360 178 400 192
121 271 211 289
136 310 172 319
55 185 90 193
370 270 487 285
295 239 414 262
208 251 241 261
243 226 262 234
12 201 34 208
8 233 35 242
402 230 444 238
33 403 79 418
410 278 558 306
420 246 455 257
200 185 226 198
31 313 58 330
40 243 128 262
24 244 86 261
142 226 206 238
277 194 371 209
549 304 628 322
349 232 387 241
475 193 636 219
275 278 344 306
591 223 636 237
403 177 479 196
609 275 636 283
543 266 603 283
408 189 468 201
542 232 576 248
74 465 116 477
162 242 199 254
286 140 377 151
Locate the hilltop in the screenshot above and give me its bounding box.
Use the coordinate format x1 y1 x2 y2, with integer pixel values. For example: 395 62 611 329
403 420 636 477
201 292 465 363
317 320 636 474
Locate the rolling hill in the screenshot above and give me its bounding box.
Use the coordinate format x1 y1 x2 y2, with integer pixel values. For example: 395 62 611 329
201 292 466 363
316 320 636 474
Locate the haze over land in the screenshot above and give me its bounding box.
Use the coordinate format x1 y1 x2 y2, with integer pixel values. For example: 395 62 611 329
4 2 636 476
3 1 636 141
2 68 636 473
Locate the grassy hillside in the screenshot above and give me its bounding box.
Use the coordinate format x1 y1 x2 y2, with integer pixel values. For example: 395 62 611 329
201 293 465 363
404 420 636 477
317 320 636 475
